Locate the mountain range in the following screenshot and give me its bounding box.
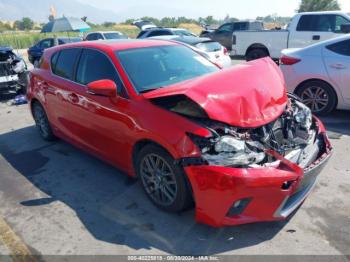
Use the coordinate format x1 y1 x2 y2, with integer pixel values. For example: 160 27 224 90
0 0 119 23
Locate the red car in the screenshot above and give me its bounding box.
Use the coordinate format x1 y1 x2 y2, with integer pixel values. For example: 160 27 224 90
27 40 332 227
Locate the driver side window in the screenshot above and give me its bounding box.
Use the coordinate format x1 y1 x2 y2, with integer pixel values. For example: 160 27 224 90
76 49 123 93
40 39 53 49
218 23 233 33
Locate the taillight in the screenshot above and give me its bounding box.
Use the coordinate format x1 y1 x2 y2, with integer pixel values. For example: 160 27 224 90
223 47 228 56
280 55 301 65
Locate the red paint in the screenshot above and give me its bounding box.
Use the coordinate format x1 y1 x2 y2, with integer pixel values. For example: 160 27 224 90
87 79 117 97
27 40 332 227
144 58 288 128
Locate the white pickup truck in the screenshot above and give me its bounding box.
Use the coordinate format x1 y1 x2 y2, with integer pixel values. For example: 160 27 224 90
231 11 350 60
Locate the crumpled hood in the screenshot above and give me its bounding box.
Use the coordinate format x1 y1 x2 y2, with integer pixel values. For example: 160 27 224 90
143 58 288 128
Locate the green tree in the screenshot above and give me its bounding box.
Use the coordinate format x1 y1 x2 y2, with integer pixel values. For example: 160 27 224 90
14 17 34 30
297 0 340 12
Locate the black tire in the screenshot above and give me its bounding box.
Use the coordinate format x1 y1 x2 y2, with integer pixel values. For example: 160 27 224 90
18 71 29 94
136 144 193 212
246 48 269 61
32 102 56 141
296 80 337 115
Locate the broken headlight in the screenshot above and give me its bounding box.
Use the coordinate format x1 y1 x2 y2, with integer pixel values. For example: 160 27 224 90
188 133 266 167
294 100 312 130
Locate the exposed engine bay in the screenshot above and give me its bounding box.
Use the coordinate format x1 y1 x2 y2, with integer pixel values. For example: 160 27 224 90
152 94 324 169
0 47 28 94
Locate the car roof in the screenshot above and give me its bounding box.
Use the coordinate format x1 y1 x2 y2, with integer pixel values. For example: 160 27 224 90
87 31 123 34
297 11 348 15
48 39 178 52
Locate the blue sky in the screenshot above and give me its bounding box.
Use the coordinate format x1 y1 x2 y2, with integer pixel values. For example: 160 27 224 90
78 0 350 20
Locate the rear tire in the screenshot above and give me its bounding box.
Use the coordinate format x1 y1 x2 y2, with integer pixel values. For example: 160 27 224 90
296 80 337 115
246 48 268 61
136 144 193 212
32 102 56 141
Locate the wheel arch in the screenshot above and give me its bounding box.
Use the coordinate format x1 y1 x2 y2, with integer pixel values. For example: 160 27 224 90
131 138 194 195
245 43 270 57
132 139 173 177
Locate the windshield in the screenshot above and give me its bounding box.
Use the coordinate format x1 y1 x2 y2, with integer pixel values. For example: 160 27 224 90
116 45 219 93
104 32 127 39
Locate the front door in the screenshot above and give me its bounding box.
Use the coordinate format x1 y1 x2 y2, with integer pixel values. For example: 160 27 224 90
323 39 350 105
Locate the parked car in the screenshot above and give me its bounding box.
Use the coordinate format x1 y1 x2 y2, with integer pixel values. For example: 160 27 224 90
132 20 196 38
232 11 350 61
28 40 332 227
200 20 264 51
27 37 82 67
280 34 350 115
150 35 232 68
84 31 128 41
0 46 28 95
137 27 197 38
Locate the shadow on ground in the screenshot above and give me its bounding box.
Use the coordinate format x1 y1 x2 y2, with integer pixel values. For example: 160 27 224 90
0 125 295 255
320 110 350 137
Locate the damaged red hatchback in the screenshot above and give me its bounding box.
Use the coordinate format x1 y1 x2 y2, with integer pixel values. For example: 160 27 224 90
28 40 332 227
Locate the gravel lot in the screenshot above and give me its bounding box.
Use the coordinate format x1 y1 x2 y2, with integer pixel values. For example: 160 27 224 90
0 59 349 259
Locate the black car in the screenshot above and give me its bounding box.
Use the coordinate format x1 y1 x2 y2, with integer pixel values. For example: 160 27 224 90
27 37 82 67
0 46 28 95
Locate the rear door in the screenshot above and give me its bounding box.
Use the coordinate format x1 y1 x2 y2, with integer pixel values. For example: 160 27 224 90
211 23 234 50
71 48 131 167
48 48 83 139
323 39 350 105
289 14 350 48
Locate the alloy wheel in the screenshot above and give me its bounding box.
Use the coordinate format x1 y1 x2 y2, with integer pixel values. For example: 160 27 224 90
300 86 329 113
140 153 178 207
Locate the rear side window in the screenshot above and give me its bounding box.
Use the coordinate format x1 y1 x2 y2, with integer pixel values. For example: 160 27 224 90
195 41 222 52
76 49 123 92
326 40 350 56
52 48 81 80
233 22 248 31
297 15 350 32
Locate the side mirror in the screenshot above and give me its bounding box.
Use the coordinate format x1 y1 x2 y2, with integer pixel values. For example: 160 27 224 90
87 79 117 97
340 24 350 33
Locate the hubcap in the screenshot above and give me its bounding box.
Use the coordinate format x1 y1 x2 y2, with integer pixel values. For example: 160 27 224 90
300 86 329 113
34 107 49 137
140 154 177 206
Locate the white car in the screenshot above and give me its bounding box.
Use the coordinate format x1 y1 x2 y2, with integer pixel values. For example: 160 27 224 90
84 31 128 41
280 34 350 115
150 36 232 68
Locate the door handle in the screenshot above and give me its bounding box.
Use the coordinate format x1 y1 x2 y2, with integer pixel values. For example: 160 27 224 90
68 93 79 103
312 35 320 40
330 63 347 69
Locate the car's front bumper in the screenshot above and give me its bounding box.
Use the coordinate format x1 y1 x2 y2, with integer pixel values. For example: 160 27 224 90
184 120 332 227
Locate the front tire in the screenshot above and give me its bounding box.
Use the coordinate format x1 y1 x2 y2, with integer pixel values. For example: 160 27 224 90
296 80 337 115
32 102 56 141
136 144 193 212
